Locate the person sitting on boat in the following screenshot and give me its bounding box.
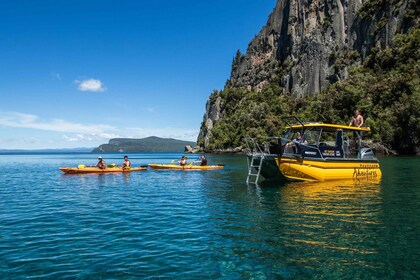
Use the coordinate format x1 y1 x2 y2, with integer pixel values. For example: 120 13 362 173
199 154 208 166
289 132 306 145
349 109 364 127
122 155 131 169
96 156 106 169
285 132 306 153
179 156 187 166
294 132 307 144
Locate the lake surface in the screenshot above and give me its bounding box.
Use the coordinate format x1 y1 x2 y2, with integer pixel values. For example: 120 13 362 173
0 153 419 279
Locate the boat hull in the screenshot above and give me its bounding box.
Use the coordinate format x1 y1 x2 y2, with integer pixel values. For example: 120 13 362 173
276 157 382 182
246 154 285 181
148 164 224 170
60 167 147 174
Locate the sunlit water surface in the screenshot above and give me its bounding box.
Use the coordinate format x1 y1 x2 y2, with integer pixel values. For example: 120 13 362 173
0 153 419 279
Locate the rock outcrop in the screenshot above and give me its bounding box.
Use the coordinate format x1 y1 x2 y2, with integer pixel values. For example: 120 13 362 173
197 93 222 149
228 0 416 96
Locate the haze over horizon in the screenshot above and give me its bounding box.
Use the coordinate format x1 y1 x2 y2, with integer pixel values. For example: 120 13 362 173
0 0 276 149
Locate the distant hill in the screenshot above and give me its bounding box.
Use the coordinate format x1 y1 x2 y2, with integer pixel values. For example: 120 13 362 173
92 136 196 152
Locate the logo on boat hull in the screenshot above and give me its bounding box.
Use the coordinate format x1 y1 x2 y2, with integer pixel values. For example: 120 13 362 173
352 168 378 179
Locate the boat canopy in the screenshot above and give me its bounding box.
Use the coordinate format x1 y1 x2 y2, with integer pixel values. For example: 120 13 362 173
286 123 371 132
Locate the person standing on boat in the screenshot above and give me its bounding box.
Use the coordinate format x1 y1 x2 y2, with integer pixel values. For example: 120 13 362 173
349 109 364 127
96 156 106 169
122 155 131 169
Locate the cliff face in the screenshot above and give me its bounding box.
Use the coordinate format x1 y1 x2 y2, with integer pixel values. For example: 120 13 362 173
198 0 418 151
229 0 414 96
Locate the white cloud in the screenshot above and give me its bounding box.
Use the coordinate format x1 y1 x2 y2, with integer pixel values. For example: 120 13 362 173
0 112 114 134
63 134 92 142
75 78 106 92
0 111 198 146
62 132 121 142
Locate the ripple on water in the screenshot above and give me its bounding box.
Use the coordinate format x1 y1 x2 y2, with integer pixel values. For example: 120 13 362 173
0 154 420 279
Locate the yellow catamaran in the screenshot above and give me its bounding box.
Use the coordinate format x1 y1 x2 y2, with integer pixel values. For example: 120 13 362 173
246 116 382 182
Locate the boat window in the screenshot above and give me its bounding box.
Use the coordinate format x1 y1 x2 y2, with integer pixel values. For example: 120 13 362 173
282 129 293 140
318 130 337 147
302 129 320 146
343 131 361 157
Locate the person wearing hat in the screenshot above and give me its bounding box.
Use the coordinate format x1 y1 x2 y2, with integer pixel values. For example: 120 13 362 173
122 155 131 169
96 156 106 169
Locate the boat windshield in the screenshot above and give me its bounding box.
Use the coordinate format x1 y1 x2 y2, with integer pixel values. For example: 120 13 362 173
282 129 293 140
302 129 320 145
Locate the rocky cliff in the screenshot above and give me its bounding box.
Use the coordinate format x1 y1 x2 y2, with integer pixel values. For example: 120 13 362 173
198 0 419 153
228 0 416 96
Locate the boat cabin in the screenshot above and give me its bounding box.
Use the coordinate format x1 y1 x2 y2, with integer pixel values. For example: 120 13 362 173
279 118 373 160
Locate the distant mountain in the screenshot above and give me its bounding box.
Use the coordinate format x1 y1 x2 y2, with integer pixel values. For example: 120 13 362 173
92 136 196 152
0 147 93 154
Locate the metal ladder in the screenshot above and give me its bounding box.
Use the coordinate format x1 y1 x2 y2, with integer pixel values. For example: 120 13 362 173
246 153 264 184
245 138 265 184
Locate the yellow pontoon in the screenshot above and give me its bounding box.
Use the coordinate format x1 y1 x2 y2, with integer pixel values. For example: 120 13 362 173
246 116 382 182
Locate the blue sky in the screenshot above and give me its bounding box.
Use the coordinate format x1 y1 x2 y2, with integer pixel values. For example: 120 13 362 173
0 0 276 149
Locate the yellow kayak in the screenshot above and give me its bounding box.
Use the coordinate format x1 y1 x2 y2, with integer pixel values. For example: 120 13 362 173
148 164 224 170
60 166 147 174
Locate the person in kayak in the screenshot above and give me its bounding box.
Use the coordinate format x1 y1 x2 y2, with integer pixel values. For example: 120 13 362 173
96 156 106 169
199 154 208 166
179 156 187 166
122 155 131 169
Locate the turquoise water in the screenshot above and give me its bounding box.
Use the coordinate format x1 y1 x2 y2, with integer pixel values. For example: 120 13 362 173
0 153 419 279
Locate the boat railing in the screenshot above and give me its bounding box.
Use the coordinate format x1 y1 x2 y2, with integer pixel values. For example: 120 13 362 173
264 137 283 155
245 137 284 156
244 138 265 155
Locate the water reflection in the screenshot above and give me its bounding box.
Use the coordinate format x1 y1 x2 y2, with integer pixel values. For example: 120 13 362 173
265 179 384 276
207 178 387 277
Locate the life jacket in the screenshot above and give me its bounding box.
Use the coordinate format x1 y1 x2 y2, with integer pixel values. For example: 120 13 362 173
123 160 131 167
97 160 106 169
